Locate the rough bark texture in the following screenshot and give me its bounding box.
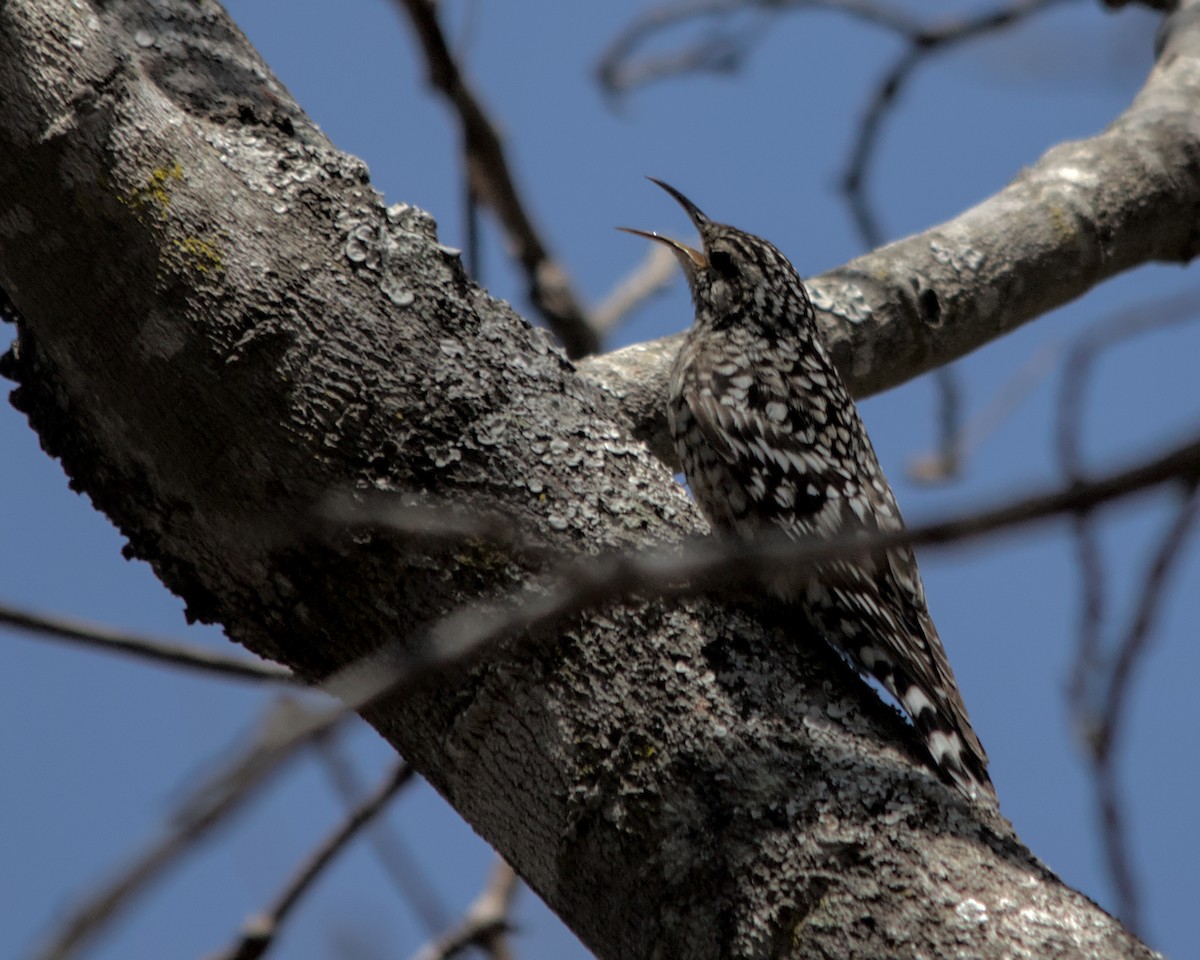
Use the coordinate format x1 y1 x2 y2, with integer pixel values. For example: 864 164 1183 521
0 1 1175 958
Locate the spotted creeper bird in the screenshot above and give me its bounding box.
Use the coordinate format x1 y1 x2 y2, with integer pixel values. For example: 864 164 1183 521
621 179 993 801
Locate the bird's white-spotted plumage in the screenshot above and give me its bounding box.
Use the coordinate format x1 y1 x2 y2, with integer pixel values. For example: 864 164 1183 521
630 180 992 801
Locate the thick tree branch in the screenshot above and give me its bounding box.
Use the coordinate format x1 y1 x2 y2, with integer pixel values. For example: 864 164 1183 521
0 1 1167 958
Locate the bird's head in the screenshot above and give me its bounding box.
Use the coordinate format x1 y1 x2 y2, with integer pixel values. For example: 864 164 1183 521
619 178 813 334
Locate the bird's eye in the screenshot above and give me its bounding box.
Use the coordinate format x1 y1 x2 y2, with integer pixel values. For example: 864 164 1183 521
709 250 738 278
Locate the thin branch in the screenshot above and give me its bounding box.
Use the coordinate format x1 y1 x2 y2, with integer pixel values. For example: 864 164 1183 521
1057 290 1200 479
909 341 1058 483
464 177 482 283
1053 291 1200 935
1058 289 1200 741
1101 487 1200 761
592 243 680 335
35 698 342 960
211 762 416 960
1103 0 1171 10
313 734 451 935
393 0 601 358
597 0 919 96
411 859 520 960
1066 509 1108 739
38 426 1187 960
0 601 296 683
835 0 1071 478
930 368 965 480
597 0 1068 98
1091 485 1200 935
840 0 1071 239
320 491 561 565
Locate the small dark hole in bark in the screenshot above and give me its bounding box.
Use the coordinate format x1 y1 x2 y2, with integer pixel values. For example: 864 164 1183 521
919 287 942 327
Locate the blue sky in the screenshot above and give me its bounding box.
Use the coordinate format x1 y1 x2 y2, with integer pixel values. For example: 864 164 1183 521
3 1 1197 958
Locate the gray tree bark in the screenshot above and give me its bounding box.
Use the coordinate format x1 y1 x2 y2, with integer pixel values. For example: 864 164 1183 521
1 0 1188 957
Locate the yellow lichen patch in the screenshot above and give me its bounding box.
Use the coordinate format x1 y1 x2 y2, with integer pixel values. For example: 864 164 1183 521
122 163 184 221
172 235 225 275
453 540 514 576
1048 204 1076 243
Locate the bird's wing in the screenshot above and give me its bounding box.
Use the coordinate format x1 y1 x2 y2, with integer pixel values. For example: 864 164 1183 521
678 357 872 541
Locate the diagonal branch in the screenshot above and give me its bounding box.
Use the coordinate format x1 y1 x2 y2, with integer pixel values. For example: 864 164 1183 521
33 424 1195 960
211 761 416 960
839 0 1072 245
410 860 520 960
0 601 296 683
392 0 601 358
597 0 919 96
34 699 346 960
836 0 1071 482
1091 485 1200 935
1053 289 1200 934
591 243 680 335
313 734 451 935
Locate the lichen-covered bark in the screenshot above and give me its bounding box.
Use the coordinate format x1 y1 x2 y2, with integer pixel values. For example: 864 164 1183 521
0 1 1165 958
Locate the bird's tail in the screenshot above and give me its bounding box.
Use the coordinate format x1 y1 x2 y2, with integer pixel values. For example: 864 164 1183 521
897 676 994 803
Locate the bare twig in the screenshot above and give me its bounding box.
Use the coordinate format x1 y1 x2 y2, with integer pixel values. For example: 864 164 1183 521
464 178 482 282
0 601 295 683
1101 489 1200 761
313 734 451 935
1054 291 1200 935
393 0 601 358
929 368 965 480
839 0 1075 241
41 425 1188 960
1058 291 1200 478
598 0 1066 99
321 491 558 565
1058 290 1200 738
1091 485 1200 935
838 0 1071 477
592 243 680 335
597 0 918 96
35 698 342 960
1103 0 1171 10
211 762 416 960
411 859 520 960
1066 508 1108 734
909 340 1059 483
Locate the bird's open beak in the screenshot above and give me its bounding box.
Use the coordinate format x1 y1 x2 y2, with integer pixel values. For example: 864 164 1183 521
646 178 710 230
617 179 711 277
615 226 707 273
